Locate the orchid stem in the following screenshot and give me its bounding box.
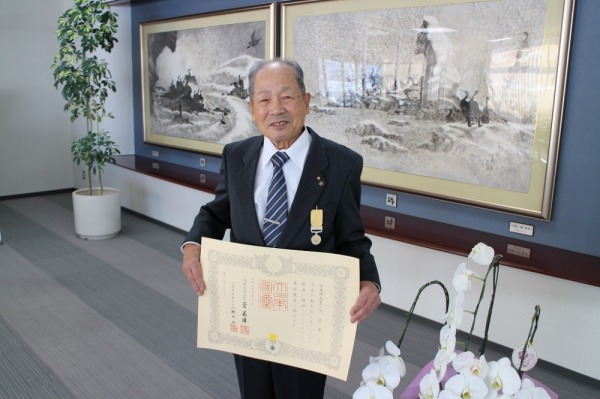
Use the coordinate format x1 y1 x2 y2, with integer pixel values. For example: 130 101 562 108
464 254 502 354
397 280 449 350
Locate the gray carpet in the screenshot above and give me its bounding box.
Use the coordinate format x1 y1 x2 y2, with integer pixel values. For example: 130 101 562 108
0 192 598 398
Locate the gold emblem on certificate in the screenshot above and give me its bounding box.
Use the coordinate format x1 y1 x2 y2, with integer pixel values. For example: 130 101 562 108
310 207 323 245
267 333 280 353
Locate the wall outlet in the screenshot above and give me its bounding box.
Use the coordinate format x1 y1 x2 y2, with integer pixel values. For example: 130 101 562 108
200 173 206 184
509 221 534 236
386 193 397 208
81 170 86 180
384 215 396 230
152 162 160 170
199 157 206 167
507 243 532 258
151 150 160 157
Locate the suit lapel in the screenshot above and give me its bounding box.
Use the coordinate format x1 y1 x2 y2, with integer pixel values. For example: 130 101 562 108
237 138 263 240
279 129 328 247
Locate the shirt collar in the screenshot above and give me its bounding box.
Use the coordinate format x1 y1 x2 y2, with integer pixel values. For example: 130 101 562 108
260 127 311 169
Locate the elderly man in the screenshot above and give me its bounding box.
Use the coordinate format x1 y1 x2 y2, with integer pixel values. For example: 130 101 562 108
182 58 381 399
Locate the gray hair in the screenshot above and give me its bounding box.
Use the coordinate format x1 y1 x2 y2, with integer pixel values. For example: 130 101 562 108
247 58 306 100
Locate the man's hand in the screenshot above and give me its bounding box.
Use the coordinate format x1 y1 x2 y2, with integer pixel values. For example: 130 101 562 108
182 244 206 296
349 281 381 323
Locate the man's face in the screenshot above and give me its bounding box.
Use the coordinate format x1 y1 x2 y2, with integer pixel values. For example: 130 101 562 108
249 63 311 150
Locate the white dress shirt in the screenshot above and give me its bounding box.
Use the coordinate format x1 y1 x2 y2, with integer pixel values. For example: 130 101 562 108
254 128 312 227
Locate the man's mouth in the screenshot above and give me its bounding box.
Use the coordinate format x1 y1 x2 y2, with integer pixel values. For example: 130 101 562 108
270 121 288 128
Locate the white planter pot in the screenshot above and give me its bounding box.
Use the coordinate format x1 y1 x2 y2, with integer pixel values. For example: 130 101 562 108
72 187 121 240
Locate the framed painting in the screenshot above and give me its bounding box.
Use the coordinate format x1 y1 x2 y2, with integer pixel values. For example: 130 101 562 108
140 4 276 156
281 0 575 219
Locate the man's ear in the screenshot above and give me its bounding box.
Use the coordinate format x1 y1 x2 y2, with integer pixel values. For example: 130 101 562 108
303 92 311 113
248 100 254 120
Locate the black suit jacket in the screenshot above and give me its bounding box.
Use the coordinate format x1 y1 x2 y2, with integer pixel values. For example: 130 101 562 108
185 127 380 287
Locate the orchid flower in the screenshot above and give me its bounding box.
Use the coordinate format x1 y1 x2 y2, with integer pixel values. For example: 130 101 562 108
439 325 457 355
438 391 460 399
432 325 457 380
361 341 406 391
353 380 393 399
361 360 401 391
452 351 489 379
433 349 452 382
442 373 488 399
419 368 440 399
353 341 406 398
452 262 479 293
512 379 551 399
469 242 495 266
382 340 407 378
444 292 465 329
486 358 521 396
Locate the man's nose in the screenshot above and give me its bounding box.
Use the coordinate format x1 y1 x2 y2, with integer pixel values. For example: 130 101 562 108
268 97 285 114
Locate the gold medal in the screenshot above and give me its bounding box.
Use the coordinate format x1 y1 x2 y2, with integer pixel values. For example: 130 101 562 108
310 208 323 245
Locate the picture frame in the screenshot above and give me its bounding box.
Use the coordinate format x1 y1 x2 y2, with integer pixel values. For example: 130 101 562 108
140 4 277 156
281 0 575 219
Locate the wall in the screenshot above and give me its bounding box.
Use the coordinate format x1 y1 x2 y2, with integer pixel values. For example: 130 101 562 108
0 0 73 196
123 0 600 380
104 163 600 381
0 0 134 197
129 0 600 259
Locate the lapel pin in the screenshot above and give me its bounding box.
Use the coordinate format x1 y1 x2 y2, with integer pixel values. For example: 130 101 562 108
316 176 325 187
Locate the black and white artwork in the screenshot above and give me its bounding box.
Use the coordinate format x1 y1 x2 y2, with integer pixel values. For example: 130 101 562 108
289 0 552 194
142 9 273 154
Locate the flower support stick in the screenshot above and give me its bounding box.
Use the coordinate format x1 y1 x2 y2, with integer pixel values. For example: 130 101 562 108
464 254 502 354
479 255 501 355
517 305 541 377
396 280 449 350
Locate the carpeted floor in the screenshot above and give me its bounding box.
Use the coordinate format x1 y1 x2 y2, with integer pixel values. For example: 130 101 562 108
0 192 598 398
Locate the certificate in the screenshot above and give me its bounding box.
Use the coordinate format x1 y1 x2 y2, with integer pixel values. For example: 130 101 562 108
197 238 359 381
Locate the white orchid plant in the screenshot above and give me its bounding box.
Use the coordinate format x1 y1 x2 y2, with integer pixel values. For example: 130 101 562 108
353 340 408 399
353 243 550 399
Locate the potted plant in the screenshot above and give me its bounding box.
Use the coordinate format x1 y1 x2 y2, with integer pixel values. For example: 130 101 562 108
52 0 121 239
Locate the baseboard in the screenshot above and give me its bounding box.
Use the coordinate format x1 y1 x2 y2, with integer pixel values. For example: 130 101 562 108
122 207 188 236
0 188 75 201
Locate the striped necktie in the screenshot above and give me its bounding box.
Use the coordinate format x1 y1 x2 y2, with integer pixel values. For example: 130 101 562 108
263 151 290 247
